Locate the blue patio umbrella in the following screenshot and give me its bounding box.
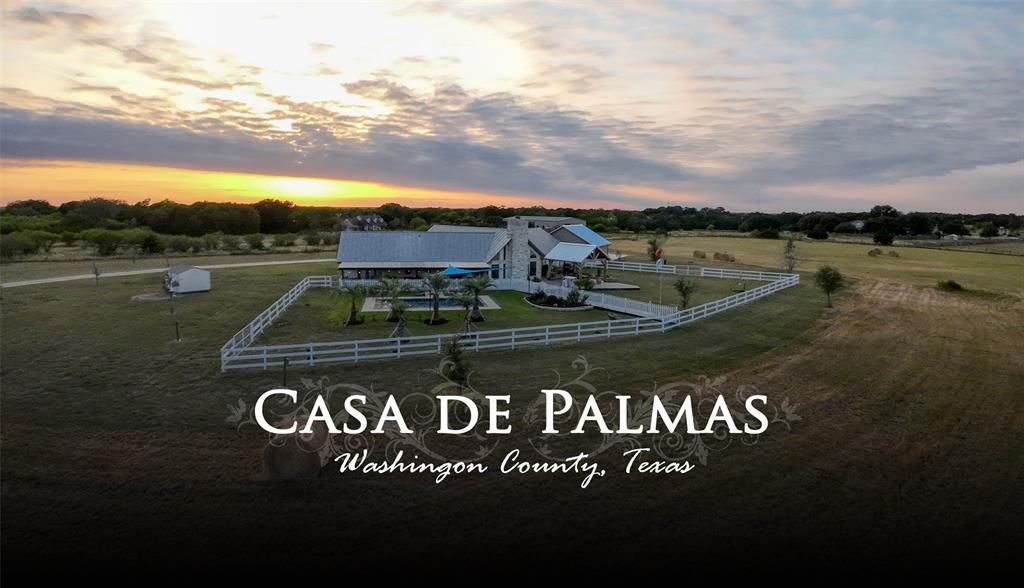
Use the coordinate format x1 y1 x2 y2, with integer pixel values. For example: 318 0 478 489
443 265 490 276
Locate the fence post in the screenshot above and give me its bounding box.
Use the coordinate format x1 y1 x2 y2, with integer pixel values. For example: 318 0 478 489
577 323 582 342
262 347 268 370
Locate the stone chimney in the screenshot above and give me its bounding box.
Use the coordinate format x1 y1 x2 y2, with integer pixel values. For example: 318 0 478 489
506 216 530 280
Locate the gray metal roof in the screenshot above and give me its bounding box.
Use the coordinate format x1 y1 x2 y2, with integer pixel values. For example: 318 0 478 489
528 227 560 255
427 224 501 233
336 231 498 266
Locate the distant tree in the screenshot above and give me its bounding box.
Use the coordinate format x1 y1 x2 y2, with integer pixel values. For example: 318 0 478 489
782 238 800 272
253 199 295 233
815 265 845 308
673 277 697 309
940 220 969 236
870 204 900 218
806 224 829 240
271 233 297 247
2 199 57 215
221 234 242 251
873 229 894 245
139 232 164 254
244 234 265 250
409 217 428 231
202 233 222 250
979 223 999 238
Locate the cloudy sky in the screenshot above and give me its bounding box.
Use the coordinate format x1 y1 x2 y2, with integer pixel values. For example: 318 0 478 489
1 0 1021 212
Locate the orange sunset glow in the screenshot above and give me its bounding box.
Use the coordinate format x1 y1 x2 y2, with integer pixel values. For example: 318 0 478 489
0 160 557 207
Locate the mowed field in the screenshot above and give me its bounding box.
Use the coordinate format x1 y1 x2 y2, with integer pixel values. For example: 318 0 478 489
609 234 1024 295
2 240 1023 570
0 249 335 284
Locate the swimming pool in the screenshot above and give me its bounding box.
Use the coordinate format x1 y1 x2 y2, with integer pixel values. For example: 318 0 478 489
361 295 501 313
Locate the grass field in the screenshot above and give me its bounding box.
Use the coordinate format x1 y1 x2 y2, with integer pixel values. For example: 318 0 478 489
609 235 1024 295
0 249 335 283
2 240 1022 567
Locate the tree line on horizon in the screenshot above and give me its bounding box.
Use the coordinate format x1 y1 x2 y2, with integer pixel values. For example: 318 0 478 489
3 197 1019 235
1 197 1019 259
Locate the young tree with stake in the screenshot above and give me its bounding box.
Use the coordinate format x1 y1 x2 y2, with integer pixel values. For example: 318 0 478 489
815 265 845 307
673 277 697 309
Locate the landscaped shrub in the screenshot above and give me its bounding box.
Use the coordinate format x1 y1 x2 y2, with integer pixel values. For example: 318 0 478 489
565 288 589 307
244 234 265 250
937 279 963 291
272 233 297 247
526 288 589 308
575 278 595 290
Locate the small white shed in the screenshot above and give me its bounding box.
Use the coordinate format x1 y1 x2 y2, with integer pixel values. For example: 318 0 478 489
164 266 210 294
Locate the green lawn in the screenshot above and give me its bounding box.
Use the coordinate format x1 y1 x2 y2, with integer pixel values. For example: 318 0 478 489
260 289 613 343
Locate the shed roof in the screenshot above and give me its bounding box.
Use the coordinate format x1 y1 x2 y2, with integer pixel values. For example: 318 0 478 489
166 265 206 276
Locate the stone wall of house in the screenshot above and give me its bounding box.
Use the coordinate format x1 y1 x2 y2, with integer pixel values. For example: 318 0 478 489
506 217 530 280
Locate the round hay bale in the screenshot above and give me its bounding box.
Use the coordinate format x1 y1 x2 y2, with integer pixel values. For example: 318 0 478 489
888 250 900 257
693 250 707 259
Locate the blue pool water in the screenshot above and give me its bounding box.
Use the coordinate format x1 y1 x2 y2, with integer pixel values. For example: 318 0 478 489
400 297 463 309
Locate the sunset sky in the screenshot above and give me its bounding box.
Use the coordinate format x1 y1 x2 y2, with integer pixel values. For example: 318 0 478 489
1 0 1021 212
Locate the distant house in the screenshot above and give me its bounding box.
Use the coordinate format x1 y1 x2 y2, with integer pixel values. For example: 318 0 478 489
503 215 585 229
338 214 387 231
336 217 609 280
164 266 210 294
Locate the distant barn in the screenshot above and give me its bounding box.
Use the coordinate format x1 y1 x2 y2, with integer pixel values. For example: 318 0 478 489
164 266 210 294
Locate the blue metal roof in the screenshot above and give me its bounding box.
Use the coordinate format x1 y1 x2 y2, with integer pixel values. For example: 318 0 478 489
562 224 610 247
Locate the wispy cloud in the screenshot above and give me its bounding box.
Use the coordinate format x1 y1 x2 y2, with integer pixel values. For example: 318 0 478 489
1 0 1021 211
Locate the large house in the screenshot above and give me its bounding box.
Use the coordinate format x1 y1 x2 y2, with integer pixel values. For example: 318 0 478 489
336 216 610 280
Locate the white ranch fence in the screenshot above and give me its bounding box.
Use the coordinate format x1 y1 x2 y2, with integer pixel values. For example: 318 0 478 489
220 262 799 371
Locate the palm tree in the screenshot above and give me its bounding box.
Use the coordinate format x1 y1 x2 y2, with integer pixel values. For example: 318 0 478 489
377 277 413 322
462 274 494 322
422 272 451 325
336 283 371 326
450 290 477 333
388 298 410 338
